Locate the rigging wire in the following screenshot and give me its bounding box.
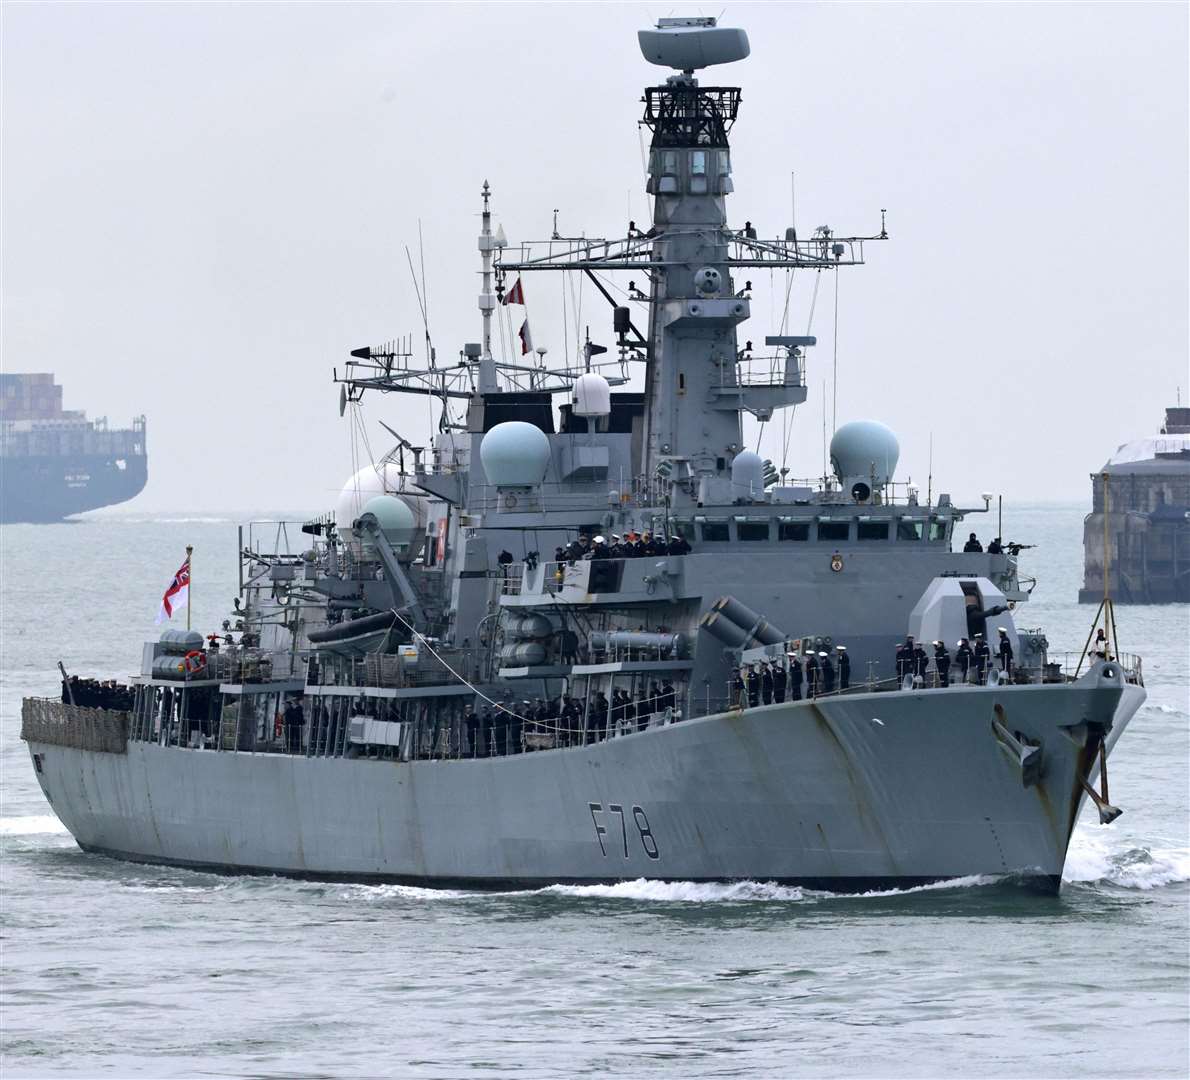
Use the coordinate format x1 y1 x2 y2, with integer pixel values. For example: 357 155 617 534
388 608 535 724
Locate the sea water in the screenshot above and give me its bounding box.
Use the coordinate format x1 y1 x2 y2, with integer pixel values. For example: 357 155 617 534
1 504 1186 1078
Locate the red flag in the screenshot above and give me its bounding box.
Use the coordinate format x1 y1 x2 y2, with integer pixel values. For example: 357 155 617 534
519 318 534 356
503 278 525 305
155 555 191 624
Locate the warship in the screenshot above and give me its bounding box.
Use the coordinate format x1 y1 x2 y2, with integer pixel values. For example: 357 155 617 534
23 17 1145 893
0 373 147 523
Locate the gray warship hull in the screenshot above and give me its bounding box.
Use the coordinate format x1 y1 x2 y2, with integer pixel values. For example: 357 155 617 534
26 677 1142 892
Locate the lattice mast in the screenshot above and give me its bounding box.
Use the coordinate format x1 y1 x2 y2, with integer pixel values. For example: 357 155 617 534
639 35 748 504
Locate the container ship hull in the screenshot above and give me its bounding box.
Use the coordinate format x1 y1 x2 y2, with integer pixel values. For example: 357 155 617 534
1 452 147 523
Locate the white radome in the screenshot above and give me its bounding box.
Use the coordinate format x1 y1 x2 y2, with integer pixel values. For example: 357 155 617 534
830 420 901 488
480 421 551 487
572 372 611 417
730 450 765 500
336 463 403 537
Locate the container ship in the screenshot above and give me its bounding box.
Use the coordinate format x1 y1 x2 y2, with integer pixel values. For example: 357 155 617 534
1 373 147 523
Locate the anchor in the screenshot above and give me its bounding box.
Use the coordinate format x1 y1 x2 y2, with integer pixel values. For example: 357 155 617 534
992 712 1043 788
1080 740 1123 825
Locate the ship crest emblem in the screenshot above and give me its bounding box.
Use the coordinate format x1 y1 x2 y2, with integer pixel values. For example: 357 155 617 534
830 552 844 573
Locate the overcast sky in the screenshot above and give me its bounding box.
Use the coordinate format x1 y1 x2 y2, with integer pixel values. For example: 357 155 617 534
3 2 1186 513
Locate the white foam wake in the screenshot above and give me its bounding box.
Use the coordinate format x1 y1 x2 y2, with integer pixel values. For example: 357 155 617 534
0 815 69 836
1141 702 1186 717
540 879 808 902
1065 828 1190 890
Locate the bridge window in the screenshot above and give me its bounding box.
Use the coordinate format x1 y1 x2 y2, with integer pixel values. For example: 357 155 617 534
779 521 809 541
897 519 924 541
930 520 948 542
818 522 850 542
737 521 770 541
700 521 729 542
857 521 889 541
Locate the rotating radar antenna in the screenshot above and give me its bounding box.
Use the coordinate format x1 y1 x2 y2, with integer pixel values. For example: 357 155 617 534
637 16 750 73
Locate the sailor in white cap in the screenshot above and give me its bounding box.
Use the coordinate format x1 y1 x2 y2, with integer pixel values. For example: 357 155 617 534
973 633 990 683
787 651 804 700
932 640 951 687
835 644 850 689
820 650 836 693
955 637 973 682
997 627 1013 677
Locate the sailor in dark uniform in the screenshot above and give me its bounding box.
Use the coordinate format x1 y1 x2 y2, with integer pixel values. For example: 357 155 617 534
963 532 983 553
746 665 761 708
955 638 973 683
997 628 1014 678
820 651 836 693
932 641 951 687
589 691 609 743
463 704 479 757
973 635 990 684
913 642 930 683
761 663 774 705
787 654 803 701
507 704 524 753
479 707 494 756
772 661 787 704
987 537 1004 555
895 641 909 682
805 653 820 697
732 669 746 708
836 645 850 690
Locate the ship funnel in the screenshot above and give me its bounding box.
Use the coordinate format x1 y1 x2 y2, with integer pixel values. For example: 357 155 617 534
638 17 750 71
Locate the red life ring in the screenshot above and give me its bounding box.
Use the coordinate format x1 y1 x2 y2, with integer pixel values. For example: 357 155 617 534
183 650 207 675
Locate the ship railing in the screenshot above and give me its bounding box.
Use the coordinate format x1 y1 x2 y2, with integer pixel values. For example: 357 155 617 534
730 353 807 389
20 698 130 755
467 482 617 513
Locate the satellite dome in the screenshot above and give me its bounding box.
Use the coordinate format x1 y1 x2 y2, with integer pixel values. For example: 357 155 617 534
572 372 611 417
359 495 417 550
730 450 765 501
480 421 551 487
336 462 403 537
830 420 900 488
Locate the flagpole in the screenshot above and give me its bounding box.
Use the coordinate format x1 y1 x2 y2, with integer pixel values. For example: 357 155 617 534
186 545 193 631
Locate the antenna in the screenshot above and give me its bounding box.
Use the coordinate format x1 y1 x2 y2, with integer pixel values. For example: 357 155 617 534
405 245 433 366
832 267 840 436
927 432 933 506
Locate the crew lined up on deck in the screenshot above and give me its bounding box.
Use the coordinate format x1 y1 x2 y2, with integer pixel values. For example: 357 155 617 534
60 677 133 711
732 645 851 707
462 681 681 757
895 630 1013 686
555 531 692 563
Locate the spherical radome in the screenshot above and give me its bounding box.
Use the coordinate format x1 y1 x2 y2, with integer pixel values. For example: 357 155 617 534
360 495 417 546
335 463 403 534
480 421 551 487
830 420 900 487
